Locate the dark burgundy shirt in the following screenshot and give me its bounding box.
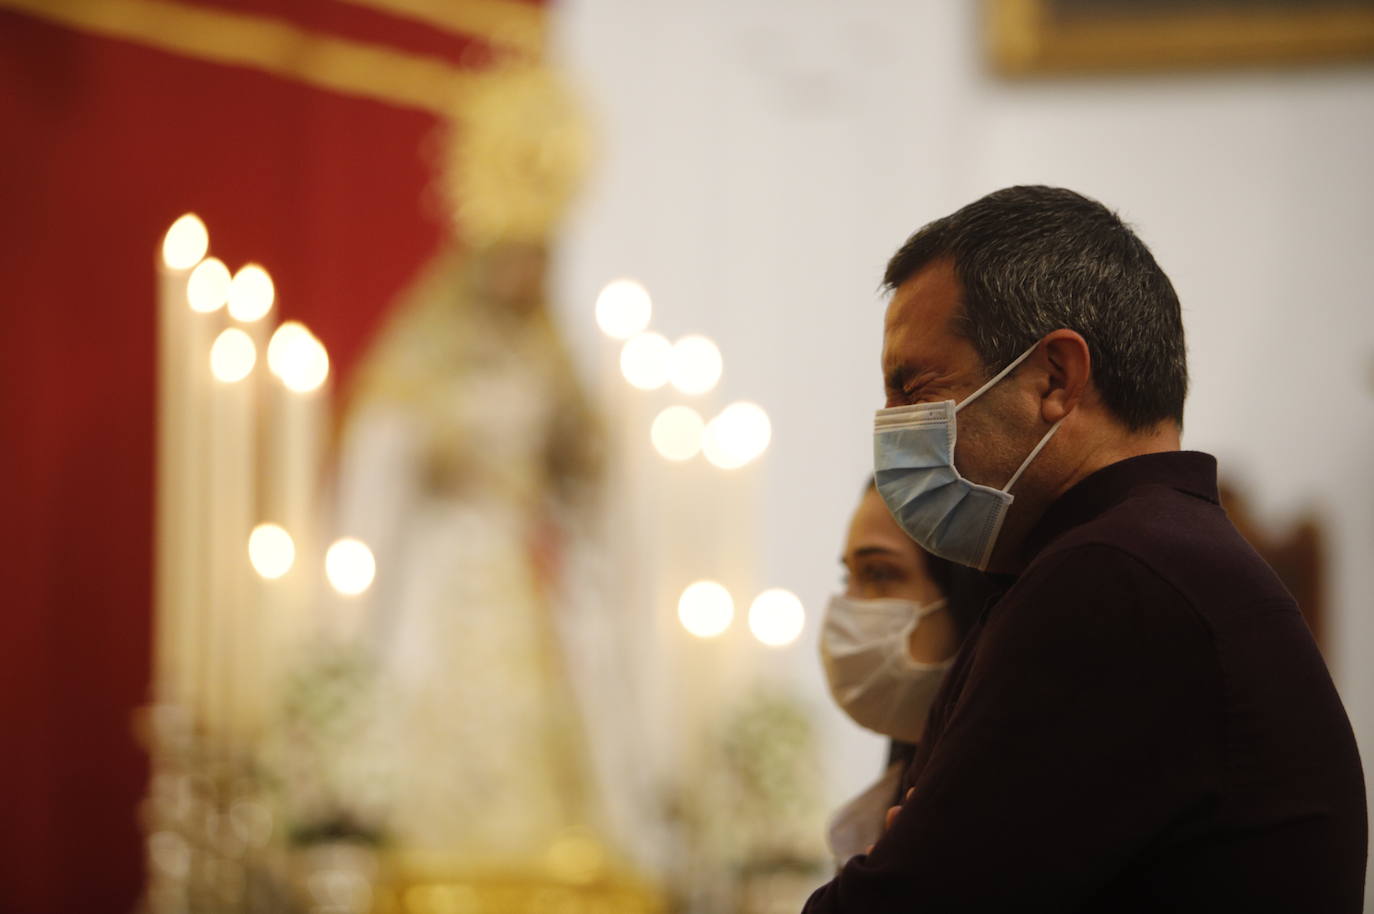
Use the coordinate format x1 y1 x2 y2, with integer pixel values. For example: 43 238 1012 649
804 452 1366 913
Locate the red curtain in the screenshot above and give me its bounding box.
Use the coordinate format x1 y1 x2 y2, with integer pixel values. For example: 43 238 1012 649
0 3 536 909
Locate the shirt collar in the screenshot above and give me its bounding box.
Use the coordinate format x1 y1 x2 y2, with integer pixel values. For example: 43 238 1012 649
1020 450 1219 563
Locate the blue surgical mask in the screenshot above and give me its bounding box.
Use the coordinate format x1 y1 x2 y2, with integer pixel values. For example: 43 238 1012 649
873 344 1062 571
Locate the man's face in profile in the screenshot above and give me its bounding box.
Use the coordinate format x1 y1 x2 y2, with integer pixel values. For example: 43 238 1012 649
881 259 1029 493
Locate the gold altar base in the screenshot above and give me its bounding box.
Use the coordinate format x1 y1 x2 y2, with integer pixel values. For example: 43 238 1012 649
368 866 663 914
137 703 289 914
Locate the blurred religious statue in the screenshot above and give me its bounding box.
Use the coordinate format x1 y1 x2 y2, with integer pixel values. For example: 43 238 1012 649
340 246 601 856
313 65 656 909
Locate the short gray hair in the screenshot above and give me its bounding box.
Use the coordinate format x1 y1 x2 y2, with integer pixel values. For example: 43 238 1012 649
883 186 1187 431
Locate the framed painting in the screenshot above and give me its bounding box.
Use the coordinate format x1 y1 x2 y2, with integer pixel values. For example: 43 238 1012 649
986 0 1374 75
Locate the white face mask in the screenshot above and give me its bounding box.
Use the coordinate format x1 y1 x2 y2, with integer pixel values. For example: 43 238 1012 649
819 593 951 743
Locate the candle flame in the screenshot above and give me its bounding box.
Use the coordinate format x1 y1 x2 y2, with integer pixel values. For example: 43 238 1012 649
678 580 734 638
267 321 329 393
326 538 375 596
228 264 275 323
747 588 805 647
595 278 652 340
161 214 209 270
188 258 232 314
248 524 295 579
703 402 771 470
619 331 672 390
210 328 257 383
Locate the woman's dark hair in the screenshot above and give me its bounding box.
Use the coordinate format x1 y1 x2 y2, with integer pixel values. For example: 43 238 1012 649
928 556 1006 640
864 477 1005 638
863 477 1008 766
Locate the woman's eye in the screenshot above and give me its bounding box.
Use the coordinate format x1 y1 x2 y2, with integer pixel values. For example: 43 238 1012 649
859 565 903 584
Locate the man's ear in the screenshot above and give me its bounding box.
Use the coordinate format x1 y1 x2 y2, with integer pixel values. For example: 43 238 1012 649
1038 329 1091 423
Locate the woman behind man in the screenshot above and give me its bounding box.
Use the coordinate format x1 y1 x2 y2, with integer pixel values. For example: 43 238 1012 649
820 480 1004 861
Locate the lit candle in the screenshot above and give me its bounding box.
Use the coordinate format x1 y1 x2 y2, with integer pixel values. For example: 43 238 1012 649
207 326 258 742
228 264 276 399
225 264 277 734
228 264 276 447
154 215 214 720
264 322 330 661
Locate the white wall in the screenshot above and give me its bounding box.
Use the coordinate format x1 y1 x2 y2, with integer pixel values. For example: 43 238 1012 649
551 0 1374 898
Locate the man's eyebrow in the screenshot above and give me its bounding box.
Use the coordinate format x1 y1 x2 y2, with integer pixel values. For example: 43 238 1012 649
884 364 922 391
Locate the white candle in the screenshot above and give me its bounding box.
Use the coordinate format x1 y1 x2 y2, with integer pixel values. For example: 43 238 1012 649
154 215 211 717
226 264 278 735
263 322 330 677
228 263 277 448
207 326 258 743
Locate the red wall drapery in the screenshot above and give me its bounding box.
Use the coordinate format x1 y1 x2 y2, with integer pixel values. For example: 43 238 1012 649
0 3 540 909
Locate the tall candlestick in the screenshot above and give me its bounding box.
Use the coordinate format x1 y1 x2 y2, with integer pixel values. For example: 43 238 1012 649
207 327 258 743
261 320 330 708
227 263 277 735
154 214 211 715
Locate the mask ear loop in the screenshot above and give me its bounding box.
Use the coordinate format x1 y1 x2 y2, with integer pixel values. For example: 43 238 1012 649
912 597 948 621
954 344 1039 414
898 598 956 673
1002 418 1064 494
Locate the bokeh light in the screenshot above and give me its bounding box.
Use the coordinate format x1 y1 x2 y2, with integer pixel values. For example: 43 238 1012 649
594 278 652 339
747 588 805 647
227 264 275 322
619 332 673 390
247 523 295 580
669 335 723 395
209 328 256 383
702 401 771 469
678 580 734 638
267 321 330 393
148 831 191 880
326 538 375 596
650 405 705 461
545 828 607 885
161 214 209 270
228 800 275 848
187 257 231 313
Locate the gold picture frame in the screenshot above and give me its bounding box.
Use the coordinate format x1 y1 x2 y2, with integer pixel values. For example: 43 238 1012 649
987 0 1374 75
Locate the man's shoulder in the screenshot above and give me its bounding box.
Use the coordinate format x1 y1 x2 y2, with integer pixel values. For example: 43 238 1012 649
1044 478 1224 555
1005 539 1200 635
970 539 1220 718
1031 483 1292 617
